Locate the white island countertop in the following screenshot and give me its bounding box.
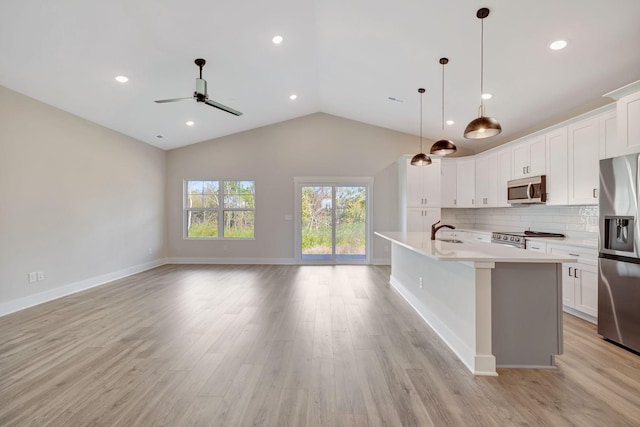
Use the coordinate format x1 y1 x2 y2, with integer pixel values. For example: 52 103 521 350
375 231 577 263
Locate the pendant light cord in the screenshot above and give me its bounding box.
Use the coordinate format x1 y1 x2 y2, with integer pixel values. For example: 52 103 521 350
479 15 485 116
419 90 424 152
441 62 445 138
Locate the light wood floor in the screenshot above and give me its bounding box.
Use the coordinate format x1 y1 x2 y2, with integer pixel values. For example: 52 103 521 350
1 265 639 426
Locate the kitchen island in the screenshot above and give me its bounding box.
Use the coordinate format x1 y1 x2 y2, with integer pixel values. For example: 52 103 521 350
375 231 576 376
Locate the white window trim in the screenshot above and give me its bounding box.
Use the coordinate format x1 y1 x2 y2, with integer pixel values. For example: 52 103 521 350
183 179 256 240
294 176 373 265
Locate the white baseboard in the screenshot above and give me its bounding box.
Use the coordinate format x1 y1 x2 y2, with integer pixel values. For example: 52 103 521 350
167 257 297 265
371 258 391 265
0 258 168 317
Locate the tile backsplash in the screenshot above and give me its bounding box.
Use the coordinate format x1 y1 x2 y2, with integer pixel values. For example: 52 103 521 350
442 205 599 238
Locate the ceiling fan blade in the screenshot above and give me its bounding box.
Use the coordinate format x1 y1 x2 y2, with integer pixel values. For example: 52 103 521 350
154 97 193 103
204 99 243 116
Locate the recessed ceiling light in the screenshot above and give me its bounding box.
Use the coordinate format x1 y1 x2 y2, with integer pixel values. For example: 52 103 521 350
186 121 194 126
289 94 297 100
272 35 283 45
446 120 455 126
481 93 492 100
115 75 129 83
550 40 567 50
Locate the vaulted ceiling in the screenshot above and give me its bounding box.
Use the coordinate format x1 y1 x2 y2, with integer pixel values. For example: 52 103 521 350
1 0 639 151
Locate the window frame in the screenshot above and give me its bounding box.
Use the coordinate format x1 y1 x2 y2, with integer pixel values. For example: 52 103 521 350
184 179 256 240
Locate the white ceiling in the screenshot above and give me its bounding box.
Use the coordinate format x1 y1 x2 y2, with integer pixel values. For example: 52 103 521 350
1 0 639 151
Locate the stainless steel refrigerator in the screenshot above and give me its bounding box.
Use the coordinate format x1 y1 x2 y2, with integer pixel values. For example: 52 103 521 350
598 153 640 353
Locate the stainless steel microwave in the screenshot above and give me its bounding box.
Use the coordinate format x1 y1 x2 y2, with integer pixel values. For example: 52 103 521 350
507 175 546 204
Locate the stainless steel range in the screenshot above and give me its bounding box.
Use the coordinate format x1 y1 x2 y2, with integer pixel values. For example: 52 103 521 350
491 231 565 249
491 232 527 249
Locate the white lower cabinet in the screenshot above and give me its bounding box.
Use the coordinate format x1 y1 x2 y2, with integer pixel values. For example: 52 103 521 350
463 231 491 243
548 244 598 320
525 241 547 253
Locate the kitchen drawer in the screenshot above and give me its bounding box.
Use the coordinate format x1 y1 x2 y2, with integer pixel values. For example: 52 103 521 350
547 244 597 266
526 241 547 253
464 231 491 243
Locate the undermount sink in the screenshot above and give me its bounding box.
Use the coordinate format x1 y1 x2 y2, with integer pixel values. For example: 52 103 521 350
437 239 464 243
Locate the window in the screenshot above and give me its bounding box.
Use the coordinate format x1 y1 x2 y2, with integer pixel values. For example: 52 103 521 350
185 180 255 239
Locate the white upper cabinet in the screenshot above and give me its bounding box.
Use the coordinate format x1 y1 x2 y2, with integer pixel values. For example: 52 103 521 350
406 208 441 232
440 159 457 208
456 158 476 207
512 135 546 179
403 157 441 207
475 152 498 207
599 110 617 159
496 147 512 207
568 117 599 205
545 127 569 205
604 81 640 158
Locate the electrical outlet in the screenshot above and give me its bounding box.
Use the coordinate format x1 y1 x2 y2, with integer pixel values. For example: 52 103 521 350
28 272 37 283
148 247 152 255
37 272 44 281
419 277 423 289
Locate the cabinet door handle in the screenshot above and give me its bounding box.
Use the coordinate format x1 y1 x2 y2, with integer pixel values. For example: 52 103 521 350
593 189 598 198
527 166 531 174
531 246 540 250
569 253 580 257
568 266 573 277
523 166 526 174
574 268 579 278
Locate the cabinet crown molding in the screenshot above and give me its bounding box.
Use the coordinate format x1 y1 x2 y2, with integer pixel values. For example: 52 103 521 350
603 80 640 101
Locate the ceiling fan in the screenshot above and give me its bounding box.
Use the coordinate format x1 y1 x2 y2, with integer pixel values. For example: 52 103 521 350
155 58 243 116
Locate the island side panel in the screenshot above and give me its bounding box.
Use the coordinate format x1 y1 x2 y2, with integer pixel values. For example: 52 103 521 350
491 263 563 367
389 242 491 374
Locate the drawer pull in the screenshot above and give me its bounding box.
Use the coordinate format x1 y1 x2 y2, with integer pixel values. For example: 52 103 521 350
531 246 540 250
569 253 580 257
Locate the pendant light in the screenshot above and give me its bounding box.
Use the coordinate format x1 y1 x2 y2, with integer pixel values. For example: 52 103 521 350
464 7 502 139
430 58 457 155
410 88 432 166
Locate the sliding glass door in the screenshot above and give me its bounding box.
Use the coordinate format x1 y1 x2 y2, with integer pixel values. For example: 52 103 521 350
296 178 371 264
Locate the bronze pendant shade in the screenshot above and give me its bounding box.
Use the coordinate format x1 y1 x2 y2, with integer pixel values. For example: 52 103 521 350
464 7 502 140
430 58 457 156
411 88 432 166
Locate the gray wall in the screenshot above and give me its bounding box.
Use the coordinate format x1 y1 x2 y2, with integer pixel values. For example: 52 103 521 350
0 86 167 314
166 113 428 263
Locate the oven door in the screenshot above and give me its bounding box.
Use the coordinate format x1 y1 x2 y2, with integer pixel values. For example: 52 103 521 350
507 176 546 204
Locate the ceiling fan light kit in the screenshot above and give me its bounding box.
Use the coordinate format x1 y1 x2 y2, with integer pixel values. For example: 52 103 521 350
430 57 457 156
411 88 432 166
464 7 502 140
155 58 243 116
